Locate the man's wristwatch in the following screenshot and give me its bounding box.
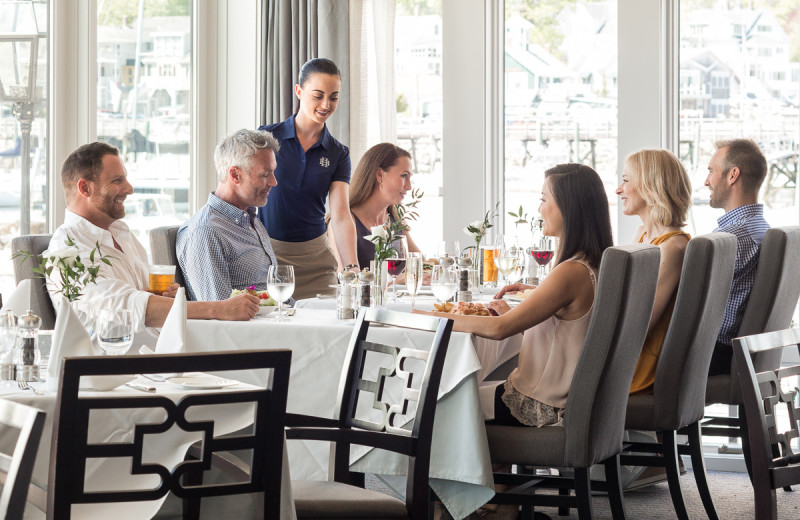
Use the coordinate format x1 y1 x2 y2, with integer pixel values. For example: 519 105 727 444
344 264 360 272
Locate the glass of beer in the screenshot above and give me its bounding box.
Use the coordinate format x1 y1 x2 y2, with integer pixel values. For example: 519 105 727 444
148 265 176 294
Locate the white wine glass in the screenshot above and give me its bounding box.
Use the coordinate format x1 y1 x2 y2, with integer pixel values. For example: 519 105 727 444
96 309 134 356
494 238 521 287
385 236 408 303
405 252 424 310
430 265 457 304
267 265 295 323
437 240 461 259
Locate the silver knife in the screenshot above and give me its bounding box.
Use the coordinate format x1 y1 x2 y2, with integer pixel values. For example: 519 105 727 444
126 382 156 392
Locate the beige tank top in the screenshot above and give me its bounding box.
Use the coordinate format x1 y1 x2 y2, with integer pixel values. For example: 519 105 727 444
507 257 597 409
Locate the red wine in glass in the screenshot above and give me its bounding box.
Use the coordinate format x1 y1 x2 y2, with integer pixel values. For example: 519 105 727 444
531 250 554 266
386 258 407 276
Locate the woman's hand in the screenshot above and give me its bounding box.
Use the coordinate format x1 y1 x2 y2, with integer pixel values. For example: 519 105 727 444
485 299 512 316
493 282 536 299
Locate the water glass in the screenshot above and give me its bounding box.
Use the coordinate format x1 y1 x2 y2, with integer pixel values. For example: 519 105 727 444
0 310 16 357
430 265 457 304
267 265 295 323
96 309 134 356
437 240 462 259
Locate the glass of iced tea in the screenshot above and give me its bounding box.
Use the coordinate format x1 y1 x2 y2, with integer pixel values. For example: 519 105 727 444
148 265 176 294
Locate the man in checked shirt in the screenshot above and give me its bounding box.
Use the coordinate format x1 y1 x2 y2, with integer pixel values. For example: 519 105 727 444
705 138 770 376
178 129 281 301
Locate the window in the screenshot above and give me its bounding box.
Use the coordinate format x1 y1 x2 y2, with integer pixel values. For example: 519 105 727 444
395 1 443 254
503 0 618 246
0 0 48 296
96 1 191 253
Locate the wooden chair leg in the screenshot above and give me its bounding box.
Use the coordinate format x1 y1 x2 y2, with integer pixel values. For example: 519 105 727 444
557 487 569 517
686 422 719 520
574 468 593 520
738 406 755 482
663 430 690 520
604 456 627 520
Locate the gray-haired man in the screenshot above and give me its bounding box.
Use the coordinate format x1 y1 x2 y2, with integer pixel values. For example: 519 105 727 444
177 129 280 301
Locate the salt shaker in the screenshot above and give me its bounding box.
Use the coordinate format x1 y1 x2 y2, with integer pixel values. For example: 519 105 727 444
16 310 41 381
357 270 375 308
337 270 358 320
456 257 473 303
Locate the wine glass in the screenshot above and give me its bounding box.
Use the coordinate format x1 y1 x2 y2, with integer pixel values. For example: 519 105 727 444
430 265 458 304
405 252 424 310
494 238 521 287
96 309 134 356
385 236 408 303
0 310 17 359
531 236 556 283
267 265 295 323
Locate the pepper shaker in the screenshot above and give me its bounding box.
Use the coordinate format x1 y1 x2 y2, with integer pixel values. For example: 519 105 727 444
16 310 41 381
358 269 375 308
456 257 473 303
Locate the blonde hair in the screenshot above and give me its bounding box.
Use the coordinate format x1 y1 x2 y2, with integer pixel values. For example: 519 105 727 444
625 149 692 228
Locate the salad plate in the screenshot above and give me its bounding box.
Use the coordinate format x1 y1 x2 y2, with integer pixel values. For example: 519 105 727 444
167 376 238 390
256 305 277 316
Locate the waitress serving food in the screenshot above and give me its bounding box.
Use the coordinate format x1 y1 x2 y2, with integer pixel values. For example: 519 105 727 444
257 58 359 299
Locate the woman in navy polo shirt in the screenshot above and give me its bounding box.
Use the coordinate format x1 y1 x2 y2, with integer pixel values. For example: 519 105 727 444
257 58 359 299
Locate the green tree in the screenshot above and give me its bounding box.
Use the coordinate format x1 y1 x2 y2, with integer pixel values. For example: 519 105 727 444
98 0 190 27
396 0 442 17
396 93 409 114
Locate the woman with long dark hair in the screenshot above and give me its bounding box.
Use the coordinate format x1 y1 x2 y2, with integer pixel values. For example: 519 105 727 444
257 58 359 299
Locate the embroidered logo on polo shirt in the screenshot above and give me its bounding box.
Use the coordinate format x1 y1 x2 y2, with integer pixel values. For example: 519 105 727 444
319 157 330 168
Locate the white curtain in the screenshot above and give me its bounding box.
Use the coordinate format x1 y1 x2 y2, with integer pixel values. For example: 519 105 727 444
348 0 397 167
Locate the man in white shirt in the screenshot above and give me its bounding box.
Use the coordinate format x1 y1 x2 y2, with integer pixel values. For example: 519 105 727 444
49 142 259 343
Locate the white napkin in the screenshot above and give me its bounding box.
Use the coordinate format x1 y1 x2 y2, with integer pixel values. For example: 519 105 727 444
156 287 187 354
45 296 134 392
0 279 33 316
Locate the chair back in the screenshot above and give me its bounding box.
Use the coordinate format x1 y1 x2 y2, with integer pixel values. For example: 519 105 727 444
732 327 800 519
0 401 45 520
149 225 185 287
563 243 660 468
332 308 452 518
48 350 291 519
651 232 737 429
713 226 800 401
10 235 56 330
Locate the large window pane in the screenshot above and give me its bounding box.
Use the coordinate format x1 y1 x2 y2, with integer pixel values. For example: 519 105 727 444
97 1 191 255
680 0 800 234
0 0 48 296
503 1 618 246
396 0 443 255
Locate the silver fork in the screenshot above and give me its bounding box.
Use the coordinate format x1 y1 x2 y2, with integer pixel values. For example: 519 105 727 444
17 379 42 395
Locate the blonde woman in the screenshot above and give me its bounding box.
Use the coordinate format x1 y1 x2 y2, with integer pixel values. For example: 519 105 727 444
616 149 692 395
329 143 422 270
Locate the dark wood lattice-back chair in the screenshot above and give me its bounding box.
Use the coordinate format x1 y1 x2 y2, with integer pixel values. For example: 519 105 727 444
0 400 46 520
47 350 291 520
286 307 453 520
733 327 800 520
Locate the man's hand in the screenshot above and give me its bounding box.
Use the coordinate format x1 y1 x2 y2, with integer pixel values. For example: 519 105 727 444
217 294 260 320
493 282 536 299
161 283 180 298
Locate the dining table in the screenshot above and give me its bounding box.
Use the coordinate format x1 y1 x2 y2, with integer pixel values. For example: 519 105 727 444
0 377 297 520
183 291 523 519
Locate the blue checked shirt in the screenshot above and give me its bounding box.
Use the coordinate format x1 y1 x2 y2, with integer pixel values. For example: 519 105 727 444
714 204 770 345
177 192 278 301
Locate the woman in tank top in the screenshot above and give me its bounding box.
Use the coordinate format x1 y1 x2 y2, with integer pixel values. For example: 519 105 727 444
419 163 613 428
328 143 422 270
616 149 692 395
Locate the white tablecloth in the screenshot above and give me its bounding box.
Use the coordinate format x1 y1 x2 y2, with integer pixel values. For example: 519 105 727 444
295 294 522 383
185 307 502 519
0 379 296 520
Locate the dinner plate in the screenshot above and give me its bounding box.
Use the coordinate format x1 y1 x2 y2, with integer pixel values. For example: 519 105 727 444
504 293 527 302
167 376 238 390
257 305 277 316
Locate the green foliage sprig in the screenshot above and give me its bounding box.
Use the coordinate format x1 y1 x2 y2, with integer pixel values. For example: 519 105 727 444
364 188 424 265
463 203 500 252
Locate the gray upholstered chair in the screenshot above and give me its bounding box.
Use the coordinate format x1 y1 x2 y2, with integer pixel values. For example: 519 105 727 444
10 234 56 330
732 327 800 520
0 400 46 520
703 227 800 456
622 232 737 520
485 243 661 519
149 225 185 288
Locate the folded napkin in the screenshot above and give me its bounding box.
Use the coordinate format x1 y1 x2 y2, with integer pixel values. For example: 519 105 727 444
45 296 134 392
156 287 186 354
0 279 33 316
